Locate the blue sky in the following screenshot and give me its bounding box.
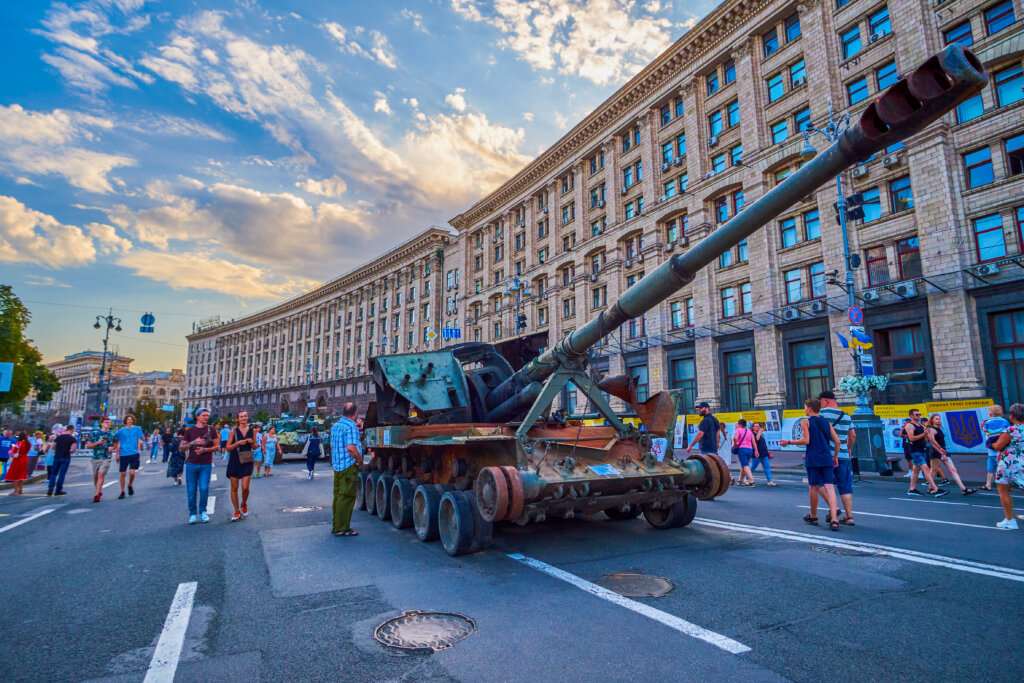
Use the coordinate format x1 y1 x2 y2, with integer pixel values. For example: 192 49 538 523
0 0 715 371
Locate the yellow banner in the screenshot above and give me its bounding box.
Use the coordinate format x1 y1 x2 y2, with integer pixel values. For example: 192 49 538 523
782 409 805 418
716 411 743 423
873 404 927 419
686 414 702 425
925 399 993 412
741 410 767 422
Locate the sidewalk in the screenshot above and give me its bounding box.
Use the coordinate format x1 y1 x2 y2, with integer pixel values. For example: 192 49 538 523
731 450 990 485
0 472 48 490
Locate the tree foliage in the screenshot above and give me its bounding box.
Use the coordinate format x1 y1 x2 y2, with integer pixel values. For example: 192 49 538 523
0 285 61 406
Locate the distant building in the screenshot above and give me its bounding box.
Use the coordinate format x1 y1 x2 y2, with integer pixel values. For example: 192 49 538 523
107 369 186 421
46 351 133 416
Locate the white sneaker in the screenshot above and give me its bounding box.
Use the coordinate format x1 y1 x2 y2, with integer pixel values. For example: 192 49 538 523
903 471 911 478
200 512 210 523
996 518 1019 530
307 471 313 480
188 515 198 524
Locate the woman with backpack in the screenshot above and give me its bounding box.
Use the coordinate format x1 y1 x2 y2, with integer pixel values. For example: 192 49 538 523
732 419 756 487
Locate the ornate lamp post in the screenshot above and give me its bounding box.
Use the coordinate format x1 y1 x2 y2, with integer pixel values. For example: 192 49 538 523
92 309 122 414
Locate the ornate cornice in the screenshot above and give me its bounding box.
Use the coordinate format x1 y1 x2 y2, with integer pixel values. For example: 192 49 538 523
449 0 774 230
730 38 753 61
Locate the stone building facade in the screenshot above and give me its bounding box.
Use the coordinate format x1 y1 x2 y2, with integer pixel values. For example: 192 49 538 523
107 369 186 421
449 0 1024 414
46 351 134 415
182 227 453 420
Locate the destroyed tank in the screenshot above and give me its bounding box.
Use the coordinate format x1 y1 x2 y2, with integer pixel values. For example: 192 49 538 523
356 45 987 556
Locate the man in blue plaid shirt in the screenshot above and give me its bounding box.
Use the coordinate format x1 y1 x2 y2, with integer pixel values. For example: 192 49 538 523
329 402 362 536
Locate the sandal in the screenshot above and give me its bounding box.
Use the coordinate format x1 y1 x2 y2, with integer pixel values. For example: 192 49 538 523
829 520 840 531
334 529 358 537
979 485 992 491
838 516 855 526
803 514 819 526
962 488 977 496
767 482 777 487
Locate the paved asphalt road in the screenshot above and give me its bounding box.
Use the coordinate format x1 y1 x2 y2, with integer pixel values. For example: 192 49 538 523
1 457 1021 682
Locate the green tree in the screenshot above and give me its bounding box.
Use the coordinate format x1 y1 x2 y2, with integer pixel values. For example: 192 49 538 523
253 409 270 425
0 285 60 405
131 397 162 431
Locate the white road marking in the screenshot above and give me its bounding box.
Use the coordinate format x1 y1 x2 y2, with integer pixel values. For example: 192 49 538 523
508 553 751 654
143 581 197 683
0 507 59 534
208 496 216 514
693 518 1024 583
797 505 999 530
210 474 217 482
102 480 118 488
889 497 997 508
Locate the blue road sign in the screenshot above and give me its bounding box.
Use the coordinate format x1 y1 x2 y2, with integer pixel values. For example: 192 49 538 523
848 305 863 325
860 352 875 376
0 362 13 392
441 328 462 340
141 312 155 326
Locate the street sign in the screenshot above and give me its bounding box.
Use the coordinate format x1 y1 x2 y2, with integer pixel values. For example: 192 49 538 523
139 312 155 333
307 401 316 409
0 362 12 392
860 352 875 376
161 404 175 412
425 327 438 341
441 328 462 340
848 305 863 325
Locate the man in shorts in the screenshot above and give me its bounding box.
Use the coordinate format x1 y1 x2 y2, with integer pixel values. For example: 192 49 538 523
903 408 946 497
982 405 1010 491
219 423 231 458
819 391 856 526
86 418 115 502
113 414 145 499
781 398 842 530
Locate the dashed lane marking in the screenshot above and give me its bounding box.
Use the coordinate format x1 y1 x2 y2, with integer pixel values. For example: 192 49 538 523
0 506 60 534
797 505 1001 531
509 553 751 654
693 518 1024 583
208 496 216 514
143 581 197 683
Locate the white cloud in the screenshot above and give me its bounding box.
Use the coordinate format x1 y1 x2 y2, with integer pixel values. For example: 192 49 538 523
23 275 72 288
295 175 347 197
400 9 428 33
321 22 398 69
445 87 467 112
116 248 316 299
449 0 675 85
522 112 534 121
14 177 40 186
0 104 134 193
373 91 393 115
555 112 569 129
0 195 97 267
86 221 133 254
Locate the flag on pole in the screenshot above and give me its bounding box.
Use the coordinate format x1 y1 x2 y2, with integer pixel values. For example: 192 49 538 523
850 328 874 349
835 332 850 349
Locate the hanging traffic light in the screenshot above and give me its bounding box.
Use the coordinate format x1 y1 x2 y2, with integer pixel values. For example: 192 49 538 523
516 314 527 332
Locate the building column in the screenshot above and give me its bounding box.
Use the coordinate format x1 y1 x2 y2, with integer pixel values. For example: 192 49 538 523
693 336 721 410
753 326 787 407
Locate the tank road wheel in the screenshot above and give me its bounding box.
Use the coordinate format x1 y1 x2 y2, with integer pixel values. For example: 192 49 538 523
473 467 508 523
413 485 442 542
365 473 379 515
499 466 525 522
355 472 367 511
687 454 720 501
463 491 493 552
439 491 474 557
375 474 395 521
642 498 691 529
391 478 415 529
708 453 731 498
604 505 642 520
678 493 698 527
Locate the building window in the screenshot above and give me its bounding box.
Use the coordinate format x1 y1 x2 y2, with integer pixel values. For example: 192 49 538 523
671 301 684 328
712 154 726 173
944 21 973 46
727 100 740 127
660 104 671 126
964 147 994 188
664 179 676 198
785 13 801 42
876 61 899 90
675 95 684 117
723 59 736 84
772 120 788 144
896 237 921 280
721 286 737 317
869 6 891 36
1008 133 1024 175
790 60 806 86
985 1 1016 36
862 187 882 221
791 340 829 408
741 282 752 312
720 248 733 269
841 27 862 59
686 298 695 326
733 190 745 213
714 196 729 223
889 176 913 212
991 308 1024 407
592 286 606 309
794 107 811 132
661 141 674 164
671 359 697 409
768 73 785 102
785 268 803 303
623 166 634 188
763 27 779 56
810 262 826 298
629 365 649 402
957 94 984 123
680 174 689 191
781 217 798 247
847 77 869 105
724 350 755 411
974 214 1007 262
875 325 929 404
804 209 820 240
866 245 889 286
707 71 720 95
709 111 722 137
563 298 575 318
995 65 1024 107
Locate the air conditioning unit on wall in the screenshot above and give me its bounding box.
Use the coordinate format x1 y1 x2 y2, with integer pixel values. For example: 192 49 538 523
894 281 918 297
861 290 881 302
810 300 827 314
851 166 868 179
782 307 802 321
976 262 1000 276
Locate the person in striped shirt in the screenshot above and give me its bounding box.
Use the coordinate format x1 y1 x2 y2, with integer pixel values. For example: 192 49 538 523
329 402 362 537
818 391 856 526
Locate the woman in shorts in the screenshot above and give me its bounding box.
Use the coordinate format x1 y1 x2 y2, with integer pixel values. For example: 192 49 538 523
925 414 976 496
732 419 756 487
263 427 277 478
252 424 264 478
990 403 1024 530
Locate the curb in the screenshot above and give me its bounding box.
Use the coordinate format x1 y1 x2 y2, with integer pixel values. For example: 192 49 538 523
0 472 47 490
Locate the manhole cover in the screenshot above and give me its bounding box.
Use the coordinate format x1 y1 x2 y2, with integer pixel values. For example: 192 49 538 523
282 506 323 513
595 572 674 597
811 545 886 557
374 611 475 653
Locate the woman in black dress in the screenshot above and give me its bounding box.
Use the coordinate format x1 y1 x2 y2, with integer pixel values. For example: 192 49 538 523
166 427 186 485
226 411 256 521
925 414 977 496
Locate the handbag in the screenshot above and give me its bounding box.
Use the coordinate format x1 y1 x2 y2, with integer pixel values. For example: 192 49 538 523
731 427 745 455
235 428 254 464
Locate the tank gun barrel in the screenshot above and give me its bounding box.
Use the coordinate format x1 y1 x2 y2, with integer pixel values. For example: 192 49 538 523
496 44 985 399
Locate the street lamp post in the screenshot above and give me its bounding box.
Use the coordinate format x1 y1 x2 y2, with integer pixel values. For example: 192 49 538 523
800 103 888 473
92 309 122 415
503 275 531 337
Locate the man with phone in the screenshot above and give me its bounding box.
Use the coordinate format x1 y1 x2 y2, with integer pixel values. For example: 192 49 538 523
182 407 218 524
